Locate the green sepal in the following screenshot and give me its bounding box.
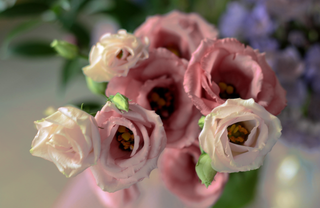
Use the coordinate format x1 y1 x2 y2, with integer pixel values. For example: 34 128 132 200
198 115 205 129
195 153 217 188
108 93 129 112
35 118 45 123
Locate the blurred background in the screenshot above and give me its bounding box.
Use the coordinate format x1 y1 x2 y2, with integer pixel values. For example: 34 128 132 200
1 0 320 207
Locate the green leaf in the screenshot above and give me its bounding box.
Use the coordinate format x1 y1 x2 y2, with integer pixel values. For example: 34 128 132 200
8 40 55 57
58 18 90 48
0 2 49 18
54 0 91 48
68 21 90 48
194 0 231 25
99 0 146 31
212 169 260 208
55 0 90 27
1 20 42 56
59 58 84 93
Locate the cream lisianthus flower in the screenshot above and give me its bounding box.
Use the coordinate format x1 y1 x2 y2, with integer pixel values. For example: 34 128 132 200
83 29 149 82
199 98 282 173
30 106 101 177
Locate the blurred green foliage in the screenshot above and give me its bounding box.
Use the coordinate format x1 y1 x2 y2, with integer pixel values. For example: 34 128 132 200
212 169 260 208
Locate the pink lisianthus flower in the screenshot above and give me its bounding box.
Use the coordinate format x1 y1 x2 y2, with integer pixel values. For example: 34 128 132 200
159 142 229 208
86 170 140 208
200 98 282 172
90 101 166 192
184 38 287 116
106 48 202 148
134 10 218 60
83 30 149 82
30 106 101 178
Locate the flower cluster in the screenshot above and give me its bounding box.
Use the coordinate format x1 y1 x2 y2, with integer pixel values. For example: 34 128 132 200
219 0 320 151
31 10 286 208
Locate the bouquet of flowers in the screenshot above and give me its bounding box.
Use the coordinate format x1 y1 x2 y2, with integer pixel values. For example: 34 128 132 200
219 0 320 151
27 10 287 208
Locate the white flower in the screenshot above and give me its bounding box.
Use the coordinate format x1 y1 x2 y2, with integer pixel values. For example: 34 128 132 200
83 29 149 82
199 98 282 173
30 106 101 177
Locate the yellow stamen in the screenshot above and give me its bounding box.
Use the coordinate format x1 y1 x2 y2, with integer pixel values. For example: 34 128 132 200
218 82 227 92
157 98 166 107
122 132 131 141
226 86 234 94
166 46 180 57
130 145 134 150
227 123 249 145
233 125 239 134
151 92 160 102
118 126 126 133
229 124 236 133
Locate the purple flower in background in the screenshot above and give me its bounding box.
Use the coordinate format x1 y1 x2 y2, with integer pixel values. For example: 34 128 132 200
272 47 304 82
219 2 248 38
270 47 306 107
281 80 307 107
279 107 320 151
288 30 307 47
305 44 320 94
250 36 278 52
243 3 275 39
308 95 320 122
266 0 313 23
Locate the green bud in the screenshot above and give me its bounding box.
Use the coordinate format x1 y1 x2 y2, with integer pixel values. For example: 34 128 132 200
195 153 217 188
85 76 108 96
108 93 129 112
51 39 78 59
198 116 205 129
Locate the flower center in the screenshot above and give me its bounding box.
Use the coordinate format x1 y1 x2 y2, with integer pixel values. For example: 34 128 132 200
165 44 181 57
147 87 175 120
218 82 240 99
227 123 249 145
116 50 123 59
116 125 134 151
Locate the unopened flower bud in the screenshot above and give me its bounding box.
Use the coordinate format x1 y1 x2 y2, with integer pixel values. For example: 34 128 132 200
195 153 217 188
51 39 78 59
108 93 129 112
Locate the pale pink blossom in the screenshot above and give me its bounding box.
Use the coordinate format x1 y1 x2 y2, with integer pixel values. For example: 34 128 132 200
86 170 140 208
159 143 228 208
184 38 287 116
199 98 282 172
83 30 149 82
106 48 202 148
135 10 218 60
90 101 166 192
30 106 101 177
